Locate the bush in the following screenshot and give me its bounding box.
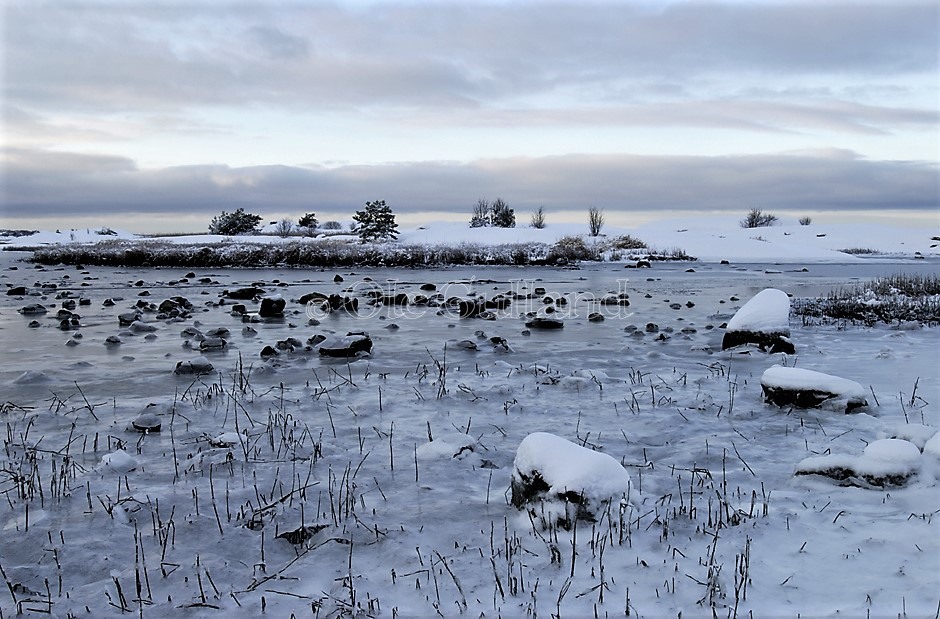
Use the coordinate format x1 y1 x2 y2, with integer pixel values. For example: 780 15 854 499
470 199 490 228
209 208 262 235
490 198 515 228
606 234 646 250
531 206 546 229
740 208 778 228
321 221 342 230
799 216 812 226
547 235 599 263
353 200 399 242
298 213 319 230
274 217 294 238
588 207 605 236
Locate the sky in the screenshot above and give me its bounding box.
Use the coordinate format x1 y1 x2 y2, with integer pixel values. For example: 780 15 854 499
2 0 938 233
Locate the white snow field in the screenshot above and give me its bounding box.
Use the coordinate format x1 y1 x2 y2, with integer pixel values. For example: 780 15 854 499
0 219 938 618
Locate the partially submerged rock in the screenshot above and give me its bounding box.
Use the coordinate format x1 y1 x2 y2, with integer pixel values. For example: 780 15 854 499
511 432 633 529
525 317 564 330
174 356 215 375
795 438 921 487
721 288 794 354
761 365 868 413
319 332 373 358
259 296 286 318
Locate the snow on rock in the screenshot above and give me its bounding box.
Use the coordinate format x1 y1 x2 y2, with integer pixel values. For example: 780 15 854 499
511 432 633 529
795 438 922 488
721 288 795 353
98 450 137 473
761 365 868 413
924 432 940 460
12 370 50 384
416 427 479 461
879 424 938 450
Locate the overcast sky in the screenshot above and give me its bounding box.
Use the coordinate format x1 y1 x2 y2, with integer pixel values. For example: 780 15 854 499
2 0 938 232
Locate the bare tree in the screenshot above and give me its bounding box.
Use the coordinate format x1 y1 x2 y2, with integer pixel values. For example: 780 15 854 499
799 216 812 226
274 217 294 237
740 208 778 228
588 206 605 237
530 206 546 229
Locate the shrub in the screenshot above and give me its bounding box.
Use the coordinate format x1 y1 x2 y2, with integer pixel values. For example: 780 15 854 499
799 216 812 226
353 200 399 242
490 198 515 228
606 234 646 250
531 206 546 229
470 199 490 228
274 217 294 238
588 206 605 236
740 208 778 228
547 235 598 263
209 208 262 235
321 220 342 230
298 213 319 229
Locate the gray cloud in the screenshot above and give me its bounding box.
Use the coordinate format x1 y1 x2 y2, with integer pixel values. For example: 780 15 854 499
5 2 936 114
3 147 936 226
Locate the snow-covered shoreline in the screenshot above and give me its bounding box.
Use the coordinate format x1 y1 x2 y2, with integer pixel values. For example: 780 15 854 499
4 215 938 264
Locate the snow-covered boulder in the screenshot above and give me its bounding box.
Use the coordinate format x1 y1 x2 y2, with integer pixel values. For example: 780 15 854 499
761 365 868 413
721 288 794 353
795 438 921 487
511 432 633 529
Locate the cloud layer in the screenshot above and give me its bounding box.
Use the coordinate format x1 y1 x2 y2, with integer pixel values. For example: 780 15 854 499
2 1 937 229
5 147 936 223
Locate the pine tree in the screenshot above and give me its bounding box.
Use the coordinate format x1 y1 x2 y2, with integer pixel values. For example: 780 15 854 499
353 200 399 242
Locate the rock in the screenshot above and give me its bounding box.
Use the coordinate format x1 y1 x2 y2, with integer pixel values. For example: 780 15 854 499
131 411 161 433
129 321 157 333
118 312 141 327
795 439 921 488
511 432 634 529
6 286 27 296
525 317 564 330
319 332 373 358
307 334 326 347
205 327 230 338
457 299 485 318
721 288 795 354
18 303 47 315
259 296 286 318
28 320 40 328
105 335 122 346
260 345 279 358
276 337 304 351
199 337 227 351
455 339 478 351
760 365 868 413
333 274 344 283
588 312 605 322
174 356 215 375
328 294 358 312
645 323 659 333
225 287 264 300
380 293 409 306
420 283 437 291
